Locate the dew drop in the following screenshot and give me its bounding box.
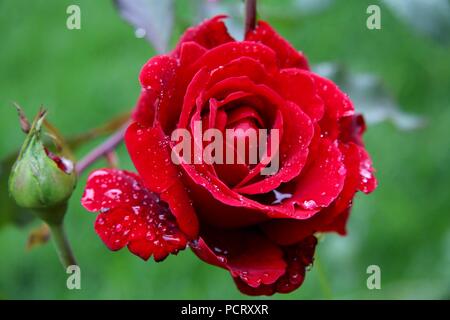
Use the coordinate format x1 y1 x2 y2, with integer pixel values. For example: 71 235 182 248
105 189 122 200
302 200 317 210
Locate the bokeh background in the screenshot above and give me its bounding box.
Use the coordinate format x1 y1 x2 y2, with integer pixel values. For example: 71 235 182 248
0 0 449 299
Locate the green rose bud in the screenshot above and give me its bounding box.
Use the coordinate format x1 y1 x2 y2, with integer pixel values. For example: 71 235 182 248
9 110 77 224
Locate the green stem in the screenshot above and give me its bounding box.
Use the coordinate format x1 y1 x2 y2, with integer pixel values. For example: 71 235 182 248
49 223 77 269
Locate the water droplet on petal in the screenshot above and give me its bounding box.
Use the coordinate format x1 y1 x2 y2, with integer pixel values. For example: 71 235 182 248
303 200 317 210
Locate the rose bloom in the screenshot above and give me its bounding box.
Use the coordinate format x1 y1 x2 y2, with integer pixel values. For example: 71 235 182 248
81 16 377 295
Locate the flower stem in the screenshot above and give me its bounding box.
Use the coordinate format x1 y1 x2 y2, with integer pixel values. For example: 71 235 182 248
49 222 77 269
245 0 257 36
75 122 129 175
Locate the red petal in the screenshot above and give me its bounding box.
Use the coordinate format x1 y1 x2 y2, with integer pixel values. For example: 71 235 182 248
261 142 376 245
125 123 199 238
292 139 346 210
269 138 346 219
81 168 188 261
226 105 265 128
190 228 286 288
177 67 210 130
137 55 179 131
176 137 343 227
173 15 234 55
179 41 207 66
318 208 351 236
207 56 270 88
190 41 279 76
357 146 377 194
314 73 354 140
176 133 336 226
233 236 317 295
81 169 147 212
132 88 157 126
339 114 366 146
245 21 309 70
310 142 362 235
94 204 187 262
182 172 271 228
328 143 362 217
312 74 354 118
202 76 315 193
277 69 325 122
202 77 278 122
260 143 359 245
234 101 313 195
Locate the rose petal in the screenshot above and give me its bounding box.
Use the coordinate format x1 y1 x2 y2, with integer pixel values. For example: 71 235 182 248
81 168 188 261
81 169 148 212
177 133 338 226
246 21 309 70
260 143 359 245
95 204 187 262
313 73 354 118
207 56 270 88
178 67 211 129
125 122 199 238
339 114 366 146
139 55 178 98
277 69 325 122
314 73 354 139
202 77 278 122
329 143 362 216
357 146 377 194
226 105 265 128
190 41 279 75
234 101 313 195
179 41 207 66
136 55 179 131
201 75 316 196
233 236 317 295
190 227 286 288
176 51 274 132
273 138 346 219
173 15 234 56
319 208 351 235
132 88 157 126
182 174 271 227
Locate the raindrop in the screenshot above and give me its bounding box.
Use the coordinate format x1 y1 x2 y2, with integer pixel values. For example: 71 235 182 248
105 189 122 199
302 200 317 210
135 28 146 38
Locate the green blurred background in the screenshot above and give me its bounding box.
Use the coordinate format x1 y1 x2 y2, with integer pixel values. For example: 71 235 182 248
0 0 449 299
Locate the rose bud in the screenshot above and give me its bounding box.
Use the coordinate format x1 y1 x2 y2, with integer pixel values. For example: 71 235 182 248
9 110 76 224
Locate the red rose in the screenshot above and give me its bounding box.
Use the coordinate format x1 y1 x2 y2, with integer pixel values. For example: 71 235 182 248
81 16 376 295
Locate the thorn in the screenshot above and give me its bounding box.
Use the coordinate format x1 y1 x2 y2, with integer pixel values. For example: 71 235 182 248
12 102 31 134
